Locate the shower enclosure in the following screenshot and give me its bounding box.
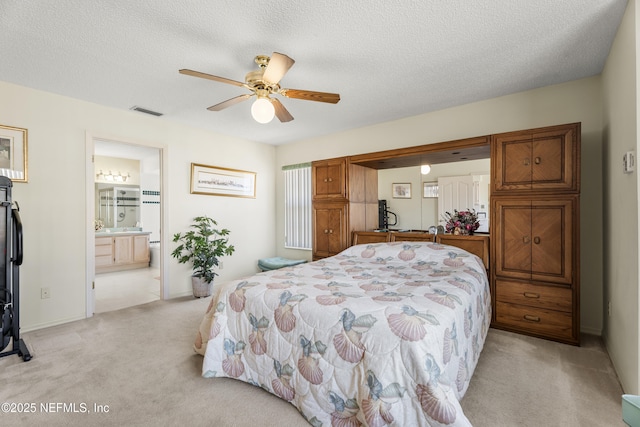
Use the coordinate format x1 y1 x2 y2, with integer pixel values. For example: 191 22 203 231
97 185 140 228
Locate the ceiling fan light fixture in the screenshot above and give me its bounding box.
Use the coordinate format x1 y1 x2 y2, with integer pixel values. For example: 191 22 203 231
180 52 339 124
251 97 275 124
421 164 431 175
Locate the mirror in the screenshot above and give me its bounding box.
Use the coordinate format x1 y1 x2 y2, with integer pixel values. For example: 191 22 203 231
95 184 141 229
377 158 490 231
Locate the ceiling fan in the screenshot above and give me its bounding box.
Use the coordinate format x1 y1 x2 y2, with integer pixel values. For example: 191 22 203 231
179 52 340 124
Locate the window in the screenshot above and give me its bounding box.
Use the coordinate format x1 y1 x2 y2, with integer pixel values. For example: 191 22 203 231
283 164 312 250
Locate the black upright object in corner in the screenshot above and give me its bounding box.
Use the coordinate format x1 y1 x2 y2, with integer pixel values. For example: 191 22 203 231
0 176 31 361
378 200 397 230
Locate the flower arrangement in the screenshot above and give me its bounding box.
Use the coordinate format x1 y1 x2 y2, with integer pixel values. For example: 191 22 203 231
94 219 104 231
442 209 480 235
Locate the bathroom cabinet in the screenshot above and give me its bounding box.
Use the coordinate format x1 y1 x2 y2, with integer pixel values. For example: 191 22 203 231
95 232 150 273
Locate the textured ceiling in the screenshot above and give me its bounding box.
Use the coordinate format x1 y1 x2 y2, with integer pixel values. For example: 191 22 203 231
0 0 628 145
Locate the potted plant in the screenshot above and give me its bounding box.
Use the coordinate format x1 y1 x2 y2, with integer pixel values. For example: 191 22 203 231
171 216 235 298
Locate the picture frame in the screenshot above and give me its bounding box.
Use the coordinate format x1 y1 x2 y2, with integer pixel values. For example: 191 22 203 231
190 163 256 198
423 182 438 198
0 124 28 183
392 183 411 199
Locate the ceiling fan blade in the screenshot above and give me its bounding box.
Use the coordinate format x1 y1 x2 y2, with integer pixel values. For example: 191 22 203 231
271 98 294 122
280 89 340 104
207 94 252 111
179 69 245 87
262 52 295 85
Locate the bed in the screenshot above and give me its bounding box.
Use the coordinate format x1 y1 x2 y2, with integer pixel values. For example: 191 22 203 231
194 240 491 426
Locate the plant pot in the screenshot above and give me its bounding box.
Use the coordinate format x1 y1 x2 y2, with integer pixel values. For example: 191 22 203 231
192 275 213 298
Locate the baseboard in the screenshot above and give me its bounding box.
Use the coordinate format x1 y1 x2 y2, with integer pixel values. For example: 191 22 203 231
580 326 602 336
168 290 195 299
21 314 86 333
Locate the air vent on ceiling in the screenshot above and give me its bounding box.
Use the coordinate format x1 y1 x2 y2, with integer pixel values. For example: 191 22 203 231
130 106 163 117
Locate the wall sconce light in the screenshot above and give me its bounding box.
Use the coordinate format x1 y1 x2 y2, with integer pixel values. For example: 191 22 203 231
96 170 130 182
421 164 431 175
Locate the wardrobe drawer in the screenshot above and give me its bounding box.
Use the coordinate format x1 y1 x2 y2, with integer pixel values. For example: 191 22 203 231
495 279 571 312
496 301 573 340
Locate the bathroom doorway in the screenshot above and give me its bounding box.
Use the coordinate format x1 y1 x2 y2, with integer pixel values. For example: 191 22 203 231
87 136 165 315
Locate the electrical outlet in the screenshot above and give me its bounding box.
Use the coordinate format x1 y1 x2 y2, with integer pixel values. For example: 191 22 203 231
41 287 51 299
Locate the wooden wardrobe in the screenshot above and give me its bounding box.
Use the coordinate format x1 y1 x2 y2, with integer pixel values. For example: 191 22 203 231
490 122 580 345
310 122 580 345
311 158 378 260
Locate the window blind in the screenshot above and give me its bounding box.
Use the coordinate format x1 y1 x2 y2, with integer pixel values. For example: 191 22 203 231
283 164 312 250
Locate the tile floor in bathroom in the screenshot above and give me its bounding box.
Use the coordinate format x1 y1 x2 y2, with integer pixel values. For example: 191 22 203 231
94 267 161 313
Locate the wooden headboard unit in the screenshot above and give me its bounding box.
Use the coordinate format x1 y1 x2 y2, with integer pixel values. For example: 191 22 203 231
352 231 490 270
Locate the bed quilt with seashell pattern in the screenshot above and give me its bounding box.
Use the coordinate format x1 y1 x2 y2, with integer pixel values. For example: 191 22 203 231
195 242 491 426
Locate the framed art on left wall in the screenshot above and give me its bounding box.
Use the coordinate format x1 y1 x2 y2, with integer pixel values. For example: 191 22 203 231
0 124 28 183
190 163 256 198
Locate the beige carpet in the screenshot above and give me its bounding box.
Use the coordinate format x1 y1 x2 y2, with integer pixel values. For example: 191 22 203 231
0 296 625 426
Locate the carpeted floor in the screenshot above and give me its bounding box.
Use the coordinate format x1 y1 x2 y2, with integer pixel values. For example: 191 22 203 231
0 296 626 426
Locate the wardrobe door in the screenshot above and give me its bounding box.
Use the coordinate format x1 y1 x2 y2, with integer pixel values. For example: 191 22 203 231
313 159 346 199
494 199 532 280
530 198 574 284
493 135 532 191
530 126 577 192
313 202 348 259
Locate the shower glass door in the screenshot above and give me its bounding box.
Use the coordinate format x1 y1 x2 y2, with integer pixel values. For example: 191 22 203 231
97 185 140 229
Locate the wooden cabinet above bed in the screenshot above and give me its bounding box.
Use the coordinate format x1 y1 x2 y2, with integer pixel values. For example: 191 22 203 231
313 158 347 199
312 158 378 260
491 123 579 194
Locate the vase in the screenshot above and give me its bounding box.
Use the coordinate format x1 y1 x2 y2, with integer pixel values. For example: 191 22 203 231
192 275 213 298
454 227 473 236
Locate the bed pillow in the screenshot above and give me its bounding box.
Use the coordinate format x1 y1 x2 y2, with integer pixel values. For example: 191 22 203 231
338 241 474 264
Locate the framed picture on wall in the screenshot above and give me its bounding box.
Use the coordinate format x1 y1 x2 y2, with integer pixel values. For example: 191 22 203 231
392 183 411 199
190 163 256 198
0 124 28 183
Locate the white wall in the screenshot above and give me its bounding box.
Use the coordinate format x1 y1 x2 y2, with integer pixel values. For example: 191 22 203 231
276 76 604 338
602 0 639 394
0 80 276 331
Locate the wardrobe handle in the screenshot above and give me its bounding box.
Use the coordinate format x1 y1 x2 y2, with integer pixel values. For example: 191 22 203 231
323 178 328 183
328 229 333 234
523 236 530 244
523 292 540 299
523 158 530 166
324 229 329 234
327 178 333 182
533 237 540 244
523 315 540 322
534 157 541 165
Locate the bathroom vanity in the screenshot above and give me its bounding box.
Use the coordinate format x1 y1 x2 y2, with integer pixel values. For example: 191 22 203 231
95 230 150 273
